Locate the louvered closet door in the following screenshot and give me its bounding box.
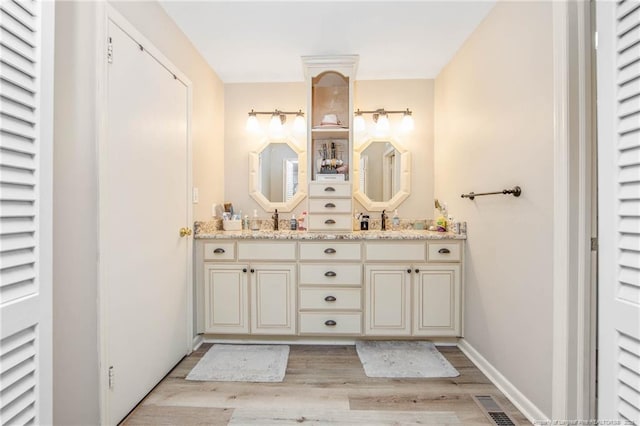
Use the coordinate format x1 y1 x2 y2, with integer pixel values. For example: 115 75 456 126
597 1 640 423
0 0 53 425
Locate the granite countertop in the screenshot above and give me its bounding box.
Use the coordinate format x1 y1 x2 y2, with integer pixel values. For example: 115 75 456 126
194 229 466 240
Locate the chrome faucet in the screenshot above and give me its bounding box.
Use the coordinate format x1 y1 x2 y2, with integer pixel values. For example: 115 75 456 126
272 209 279 231
381 209 388 231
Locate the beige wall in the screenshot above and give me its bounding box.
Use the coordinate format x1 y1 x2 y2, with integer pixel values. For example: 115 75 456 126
223 79 434 220
53 1 224 424
224 82 307 218
434 1 554 417
355 79 434 218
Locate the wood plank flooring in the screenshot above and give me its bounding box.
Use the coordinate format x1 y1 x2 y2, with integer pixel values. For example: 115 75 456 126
122 344 530 425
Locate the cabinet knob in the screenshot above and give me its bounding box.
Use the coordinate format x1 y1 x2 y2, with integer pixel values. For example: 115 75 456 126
407 269 412 273
250 269 255 273
179 227 192 237
324 320 337 326
324 295 337 302
242 268 247 273
324 219 336 224
324 248 336 254
213 248 225 254
415 269 420 273
324 203 336 208
438 248 451 254
324 271 337 277
324 186 336 192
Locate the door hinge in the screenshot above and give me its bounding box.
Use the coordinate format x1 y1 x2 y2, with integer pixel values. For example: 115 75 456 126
107 37 113 64
591 237 598 251
108 366 114 389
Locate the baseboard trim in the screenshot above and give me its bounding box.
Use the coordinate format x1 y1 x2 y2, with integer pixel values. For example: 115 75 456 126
457 338 548 424
192 334 203 352
201 336 459 346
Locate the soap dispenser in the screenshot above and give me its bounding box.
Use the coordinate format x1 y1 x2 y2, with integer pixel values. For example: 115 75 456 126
392 209 400 228
290 214 298 230
250 209 260 231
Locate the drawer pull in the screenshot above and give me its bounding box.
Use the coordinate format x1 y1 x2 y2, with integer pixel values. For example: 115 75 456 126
250 269 255 273
324 202 336 208
324 219 336 224
415 269 420 273
324 248 336 254
242 268 247 273
324 295 337 302
324 186 336 192
324 271 337 277
324 320 337 326
407 269 412 273
438 248 451 254
213 248 225 254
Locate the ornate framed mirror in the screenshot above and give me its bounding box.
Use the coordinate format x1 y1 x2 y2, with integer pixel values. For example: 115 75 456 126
249 138 307 212
352 137 411 211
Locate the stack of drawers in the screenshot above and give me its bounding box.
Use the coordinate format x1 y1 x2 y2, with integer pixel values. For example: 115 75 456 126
307 182 352 231
298 242 362 335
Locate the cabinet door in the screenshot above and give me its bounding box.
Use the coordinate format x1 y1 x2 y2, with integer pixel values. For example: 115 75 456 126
251 264 296 335
204 264 249 334
413 265 461 336
364 265 411 336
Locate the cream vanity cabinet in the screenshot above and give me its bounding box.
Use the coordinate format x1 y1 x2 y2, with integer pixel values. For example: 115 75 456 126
364 241 462 337
298 241 363 335
203 241 296 335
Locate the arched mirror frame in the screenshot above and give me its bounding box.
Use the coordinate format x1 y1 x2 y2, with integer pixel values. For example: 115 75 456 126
352 137 411 212
249 137 307 212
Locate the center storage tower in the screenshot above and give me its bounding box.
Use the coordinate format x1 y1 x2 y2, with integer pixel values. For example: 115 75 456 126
302 55 358 231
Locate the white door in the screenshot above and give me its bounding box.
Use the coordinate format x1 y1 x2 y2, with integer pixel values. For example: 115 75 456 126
0 0 53 424
596 1 640 423
103 19 189 424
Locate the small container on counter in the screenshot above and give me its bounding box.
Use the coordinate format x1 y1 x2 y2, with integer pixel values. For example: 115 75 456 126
360 215 370 231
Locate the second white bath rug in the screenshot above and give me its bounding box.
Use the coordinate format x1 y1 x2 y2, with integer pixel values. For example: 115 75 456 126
355 340 459 378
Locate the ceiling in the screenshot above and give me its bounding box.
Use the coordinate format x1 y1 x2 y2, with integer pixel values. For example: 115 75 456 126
159 1 496 83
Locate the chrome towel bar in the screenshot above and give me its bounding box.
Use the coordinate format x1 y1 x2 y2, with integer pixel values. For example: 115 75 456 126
461 186 522 201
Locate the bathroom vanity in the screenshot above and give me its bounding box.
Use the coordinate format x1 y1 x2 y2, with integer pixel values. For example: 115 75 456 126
194 230 465 340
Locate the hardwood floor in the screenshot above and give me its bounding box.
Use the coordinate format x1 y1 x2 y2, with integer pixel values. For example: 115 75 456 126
122 343 530 425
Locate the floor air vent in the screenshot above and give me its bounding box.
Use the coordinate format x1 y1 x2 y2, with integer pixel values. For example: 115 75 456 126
473 395 517 426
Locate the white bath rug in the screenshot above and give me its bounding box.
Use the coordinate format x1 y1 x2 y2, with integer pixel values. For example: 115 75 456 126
186 344 289 382
355 341 459 378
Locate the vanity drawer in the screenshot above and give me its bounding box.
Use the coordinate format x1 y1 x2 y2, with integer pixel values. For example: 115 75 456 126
308 198 352 213
299 288 362 310
204 242 236 261
237 241 297 261
427 241 461 262
299 242 362 261
307 214 352 231
299 264 362 286
309 182 351 198
365 242 426 262
299 312 362 335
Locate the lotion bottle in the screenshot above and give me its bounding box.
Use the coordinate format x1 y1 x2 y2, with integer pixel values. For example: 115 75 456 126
392 209 400 227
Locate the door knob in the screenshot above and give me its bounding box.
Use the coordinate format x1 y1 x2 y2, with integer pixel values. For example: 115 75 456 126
179 227 192 237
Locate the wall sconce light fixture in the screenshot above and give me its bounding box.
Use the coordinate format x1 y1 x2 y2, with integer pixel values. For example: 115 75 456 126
353 108 414 135
246 109 306 136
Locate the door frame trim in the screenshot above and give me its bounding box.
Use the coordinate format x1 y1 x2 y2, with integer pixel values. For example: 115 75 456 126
96 5 193 424
551 0 596 421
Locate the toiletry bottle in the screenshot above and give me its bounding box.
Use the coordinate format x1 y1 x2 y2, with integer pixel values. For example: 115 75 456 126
250 209 260 231
243 215 249 230
392 209 400 228
298 211 307 231
290 214 297 230
272 209 279 231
